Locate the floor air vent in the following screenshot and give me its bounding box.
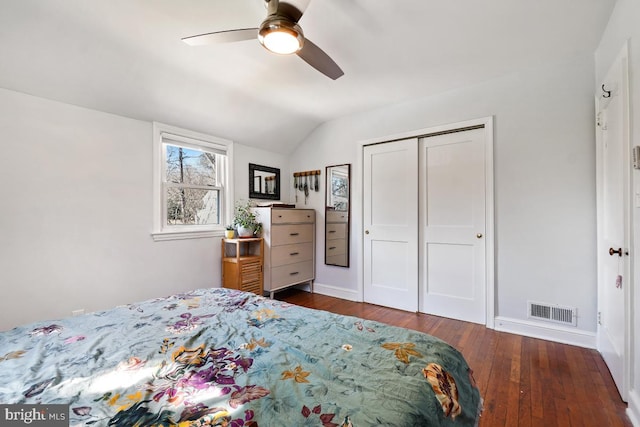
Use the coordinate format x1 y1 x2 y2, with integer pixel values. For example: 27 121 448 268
528 301 577 327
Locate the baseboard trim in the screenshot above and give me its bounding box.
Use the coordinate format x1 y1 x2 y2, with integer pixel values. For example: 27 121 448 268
494 316 597 349
312 283 361 302
627 389 640 426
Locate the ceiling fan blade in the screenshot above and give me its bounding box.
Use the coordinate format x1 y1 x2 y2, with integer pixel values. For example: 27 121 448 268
277 0 309 22
182 28 258 46
297 38 344 80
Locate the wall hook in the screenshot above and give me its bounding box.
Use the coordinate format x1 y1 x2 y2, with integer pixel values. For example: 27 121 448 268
602 84 611 98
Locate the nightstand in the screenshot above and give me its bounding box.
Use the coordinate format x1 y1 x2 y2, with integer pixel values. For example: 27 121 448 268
221 237 264 296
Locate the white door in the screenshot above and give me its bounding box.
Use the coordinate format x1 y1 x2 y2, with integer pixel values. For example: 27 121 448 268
419 129 486 324
363 139 419 311
596 44 630 401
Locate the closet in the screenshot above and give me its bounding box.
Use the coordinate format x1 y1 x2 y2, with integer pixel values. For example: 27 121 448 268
362 120 493 325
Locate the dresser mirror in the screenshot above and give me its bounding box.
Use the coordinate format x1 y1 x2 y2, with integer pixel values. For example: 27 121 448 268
249 163 280 200
325 164 350 267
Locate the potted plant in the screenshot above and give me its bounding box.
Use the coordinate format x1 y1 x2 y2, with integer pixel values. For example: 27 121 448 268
233 200 260 238
224 225 235 239
252 222 263 237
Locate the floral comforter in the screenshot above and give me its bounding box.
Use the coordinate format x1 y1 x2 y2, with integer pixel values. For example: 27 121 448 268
0 288 481 426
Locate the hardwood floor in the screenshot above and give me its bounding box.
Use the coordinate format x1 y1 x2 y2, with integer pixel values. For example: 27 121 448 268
276 289 632 427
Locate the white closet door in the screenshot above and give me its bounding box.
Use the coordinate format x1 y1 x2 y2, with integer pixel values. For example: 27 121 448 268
363 139 419 311
419 128 486 324
596 44 630 401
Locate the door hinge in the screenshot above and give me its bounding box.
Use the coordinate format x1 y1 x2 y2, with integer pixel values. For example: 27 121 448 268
598 311 602 325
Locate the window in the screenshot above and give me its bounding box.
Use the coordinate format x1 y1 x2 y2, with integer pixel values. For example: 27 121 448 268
152 123 233 241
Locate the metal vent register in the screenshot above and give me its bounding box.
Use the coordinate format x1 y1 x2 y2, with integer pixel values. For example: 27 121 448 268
528 301 577 327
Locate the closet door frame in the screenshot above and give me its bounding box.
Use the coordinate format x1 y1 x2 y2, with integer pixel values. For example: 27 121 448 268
355 116 495 328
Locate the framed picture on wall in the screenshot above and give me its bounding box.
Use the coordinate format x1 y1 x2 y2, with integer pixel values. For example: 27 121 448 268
249 163 280 200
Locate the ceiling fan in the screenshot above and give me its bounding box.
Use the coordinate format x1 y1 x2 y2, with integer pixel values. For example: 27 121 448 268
182 0 344 80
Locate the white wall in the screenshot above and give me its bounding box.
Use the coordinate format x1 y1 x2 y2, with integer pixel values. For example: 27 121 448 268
290 53 598 337
595 0 640 422
286 127 359 299
0 87 286 331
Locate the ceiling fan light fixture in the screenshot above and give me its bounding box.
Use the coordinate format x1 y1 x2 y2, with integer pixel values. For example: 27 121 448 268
258 18 304 55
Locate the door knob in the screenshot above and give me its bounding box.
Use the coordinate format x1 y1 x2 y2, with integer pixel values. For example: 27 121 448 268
476 233 483 239
365 230 370 235
609 247 622 257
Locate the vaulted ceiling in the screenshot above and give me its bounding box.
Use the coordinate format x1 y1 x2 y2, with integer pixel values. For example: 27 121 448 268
0 0 615 153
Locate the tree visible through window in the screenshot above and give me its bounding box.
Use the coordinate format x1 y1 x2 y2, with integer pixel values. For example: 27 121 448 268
164 144 224 226
153 122 232 240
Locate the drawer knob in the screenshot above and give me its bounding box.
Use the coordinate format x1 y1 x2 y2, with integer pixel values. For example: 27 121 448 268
290 252 299 256
329 246 336 250
290 232 299 236
328 230 336 233
289 271 300 276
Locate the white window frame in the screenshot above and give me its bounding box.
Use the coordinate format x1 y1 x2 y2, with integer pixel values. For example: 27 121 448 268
152 122 234 241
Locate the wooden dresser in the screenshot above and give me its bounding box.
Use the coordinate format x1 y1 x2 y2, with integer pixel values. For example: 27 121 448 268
254 207 315 298
221 237 264 296
325 210 348 266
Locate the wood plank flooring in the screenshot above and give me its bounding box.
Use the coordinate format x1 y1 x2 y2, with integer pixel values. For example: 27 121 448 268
276 289 632 427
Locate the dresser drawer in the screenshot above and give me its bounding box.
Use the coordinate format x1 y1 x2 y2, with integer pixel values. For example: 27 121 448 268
272 209 315 224
326 223 347 239
271 242 313 266
326 253 348 266
326 238 347 256
271 261 314 288
326 210 348 223
272 224 313 246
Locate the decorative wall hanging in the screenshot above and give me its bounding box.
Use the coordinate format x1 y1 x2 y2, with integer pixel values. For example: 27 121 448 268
249 163 281 200
293 170 321 204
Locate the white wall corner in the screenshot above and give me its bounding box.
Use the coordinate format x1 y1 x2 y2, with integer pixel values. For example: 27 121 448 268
628 389 640 427
494 316 597 349
313 282 361 302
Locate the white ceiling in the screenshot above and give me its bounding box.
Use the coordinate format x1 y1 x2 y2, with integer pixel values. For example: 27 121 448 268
0 0 615 153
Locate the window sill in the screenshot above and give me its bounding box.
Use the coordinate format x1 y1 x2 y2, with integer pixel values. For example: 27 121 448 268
151 229 224 242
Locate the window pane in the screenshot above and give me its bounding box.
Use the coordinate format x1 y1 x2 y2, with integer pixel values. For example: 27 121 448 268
165 145 216 186
166 187 221 225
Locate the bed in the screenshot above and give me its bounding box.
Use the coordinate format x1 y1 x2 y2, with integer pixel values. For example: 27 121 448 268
0 288 482 426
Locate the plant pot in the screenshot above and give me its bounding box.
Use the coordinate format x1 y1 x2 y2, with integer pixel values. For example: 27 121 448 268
237 226 253 238
225 230 235 239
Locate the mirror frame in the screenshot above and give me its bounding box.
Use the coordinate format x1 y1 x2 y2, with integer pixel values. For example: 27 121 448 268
249 163 280 200
325 163 351 268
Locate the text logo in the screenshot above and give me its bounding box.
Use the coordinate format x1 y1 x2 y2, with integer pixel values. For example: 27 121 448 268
0 405 68 426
